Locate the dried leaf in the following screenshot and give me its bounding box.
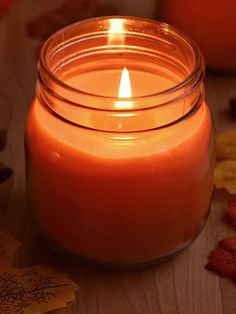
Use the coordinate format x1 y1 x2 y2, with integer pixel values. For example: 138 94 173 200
0 231 79 313
0 266 78 314
206 236 236 282
214 160 236 194
216 130 236 160
0 230 21 267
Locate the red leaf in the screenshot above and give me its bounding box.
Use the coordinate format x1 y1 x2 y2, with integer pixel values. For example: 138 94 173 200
206 236 236 282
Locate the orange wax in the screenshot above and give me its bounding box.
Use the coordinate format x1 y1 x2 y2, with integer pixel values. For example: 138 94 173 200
26 69 213 263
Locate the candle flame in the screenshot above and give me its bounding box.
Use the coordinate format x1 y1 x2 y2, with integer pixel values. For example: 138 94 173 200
119 67 132 98
115 68 133 110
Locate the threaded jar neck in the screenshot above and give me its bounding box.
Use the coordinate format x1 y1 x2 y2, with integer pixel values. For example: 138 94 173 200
37 16 205 133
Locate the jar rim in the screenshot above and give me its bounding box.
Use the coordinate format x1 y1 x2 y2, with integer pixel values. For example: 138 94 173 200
39 15 204 104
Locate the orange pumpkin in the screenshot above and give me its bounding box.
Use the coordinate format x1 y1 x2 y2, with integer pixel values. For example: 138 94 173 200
162 0 236 71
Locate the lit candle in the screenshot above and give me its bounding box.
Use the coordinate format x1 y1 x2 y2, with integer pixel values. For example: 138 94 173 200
25 17 214 267
116 67 132 109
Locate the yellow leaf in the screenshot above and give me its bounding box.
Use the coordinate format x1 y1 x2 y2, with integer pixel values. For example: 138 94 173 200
0 231 79 314
216 130 236 160
0 266 78 314
214 160 236 194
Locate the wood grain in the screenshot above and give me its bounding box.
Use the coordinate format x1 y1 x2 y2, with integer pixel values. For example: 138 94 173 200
0 1 236 313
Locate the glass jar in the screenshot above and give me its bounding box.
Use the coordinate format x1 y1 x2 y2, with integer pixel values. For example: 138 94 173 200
25 16 214 269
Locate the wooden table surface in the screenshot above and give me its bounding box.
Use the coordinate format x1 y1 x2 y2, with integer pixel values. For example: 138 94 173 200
1 1 236 313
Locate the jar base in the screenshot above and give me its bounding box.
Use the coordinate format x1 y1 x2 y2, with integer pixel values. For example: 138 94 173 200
34 208 210 270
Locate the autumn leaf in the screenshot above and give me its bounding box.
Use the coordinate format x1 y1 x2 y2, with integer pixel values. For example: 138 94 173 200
0 267 78 314
214 130 236 195
206 236 236 282
209 130 236 281
0 230 79 313
216 130 236 160
214 160 236 194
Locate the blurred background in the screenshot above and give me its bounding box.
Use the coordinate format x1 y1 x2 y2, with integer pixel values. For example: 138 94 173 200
1 0 235 69
2 0 236 70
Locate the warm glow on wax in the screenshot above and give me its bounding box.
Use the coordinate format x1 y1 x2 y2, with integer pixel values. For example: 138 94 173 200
116 67 133 109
